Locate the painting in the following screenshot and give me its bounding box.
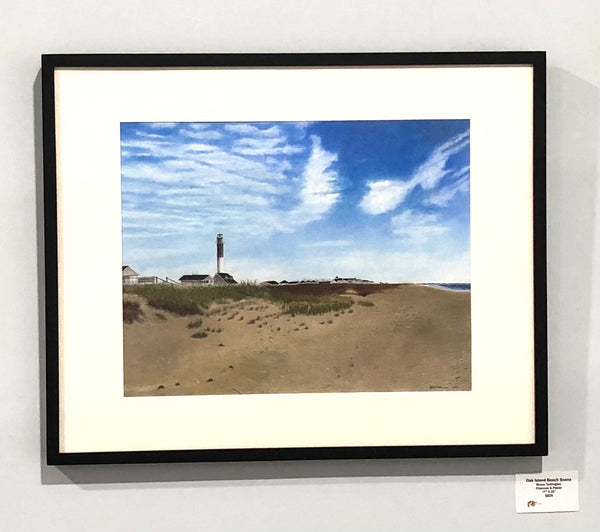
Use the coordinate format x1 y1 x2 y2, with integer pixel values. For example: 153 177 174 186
120 119 471 397
43 52 546 464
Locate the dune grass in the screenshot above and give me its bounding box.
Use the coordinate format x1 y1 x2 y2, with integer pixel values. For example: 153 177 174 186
124 283 356 317
269 289 353 315
124 283 270 316
358 300 375 307
279 298 352 315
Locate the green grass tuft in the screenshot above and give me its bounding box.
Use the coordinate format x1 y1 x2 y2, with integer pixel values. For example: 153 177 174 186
358 300 375 307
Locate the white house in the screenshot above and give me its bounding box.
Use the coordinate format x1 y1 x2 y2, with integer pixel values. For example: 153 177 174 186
122 265 139 284
212 272 237 285
179 274 213 286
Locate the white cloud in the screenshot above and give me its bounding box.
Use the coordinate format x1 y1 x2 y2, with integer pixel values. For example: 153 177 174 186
230 130 306 157
122 126 344 264
224 124 281 137
182 142 220 153
235 136 282 149
358 130 469 214
233 143 304 157
122 150 288 191
134 131 167 139
121 139 172 151
413 131 469 190
289 136 339 226
147 122 177 129
391 210 448 244
425 167 470 206
359 180 413 215
179 129 223 140
187 123 211 131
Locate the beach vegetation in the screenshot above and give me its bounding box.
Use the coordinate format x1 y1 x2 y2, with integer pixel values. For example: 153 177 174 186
123 300 144 324
124 283 355 318
187 318 203 329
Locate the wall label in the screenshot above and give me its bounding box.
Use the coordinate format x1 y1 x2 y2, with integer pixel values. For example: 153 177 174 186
515 470 579 513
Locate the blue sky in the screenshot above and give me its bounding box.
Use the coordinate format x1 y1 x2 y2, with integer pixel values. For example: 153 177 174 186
121 120 470 283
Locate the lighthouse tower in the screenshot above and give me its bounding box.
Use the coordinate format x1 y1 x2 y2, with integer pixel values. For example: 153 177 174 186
216 233 224 273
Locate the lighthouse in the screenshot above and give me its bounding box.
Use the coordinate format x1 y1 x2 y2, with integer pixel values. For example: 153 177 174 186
216 233 224 273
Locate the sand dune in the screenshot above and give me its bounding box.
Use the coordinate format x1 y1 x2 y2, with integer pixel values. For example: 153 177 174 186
123 284 471 396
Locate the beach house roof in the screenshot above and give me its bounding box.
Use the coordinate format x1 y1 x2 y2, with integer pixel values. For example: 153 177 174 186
179 274 211 281
122 265 139 277
213 272 237 285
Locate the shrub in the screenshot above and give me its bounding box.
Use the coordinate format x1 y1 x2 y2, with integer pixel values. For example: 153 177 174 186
358 300 375 307
187 318 203 329
123 300 144 324
282 300 352 315
191 331 208 339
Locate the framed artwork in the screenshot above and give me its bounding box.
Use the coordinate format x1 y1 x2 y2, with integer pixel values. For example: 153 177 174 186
43 52 547 465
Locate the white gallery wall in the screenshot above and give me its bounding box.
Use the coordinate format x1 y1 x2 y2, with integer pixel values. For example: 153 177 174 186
0 1 598 530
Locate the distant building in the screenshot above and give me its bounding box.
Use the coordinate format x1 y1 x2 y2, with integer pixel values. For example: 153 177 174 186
122 265 139 285
332 276 373 284
179 274 213 286
213 272 237 285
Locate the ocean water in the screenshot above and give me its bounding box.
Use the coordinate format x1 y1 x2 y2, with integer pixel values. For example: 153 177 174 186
426 283 471 291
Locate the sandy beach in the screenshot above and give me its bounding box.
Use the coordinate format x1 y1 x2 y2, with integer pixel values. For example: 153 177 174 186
123 284 471 396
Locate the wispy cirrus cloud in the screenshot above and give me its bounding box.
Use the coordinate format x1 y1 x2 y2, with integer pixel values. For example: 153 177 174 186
424 166 470 206
179 128 224 140
224 123 281 137
414 131 469 190
121 123 339 245
359 130 469 215
147 122 177 129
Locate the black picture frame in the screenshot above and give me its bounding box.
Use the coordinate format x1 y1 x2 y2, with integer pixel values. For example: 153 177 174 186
43 52 547 465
